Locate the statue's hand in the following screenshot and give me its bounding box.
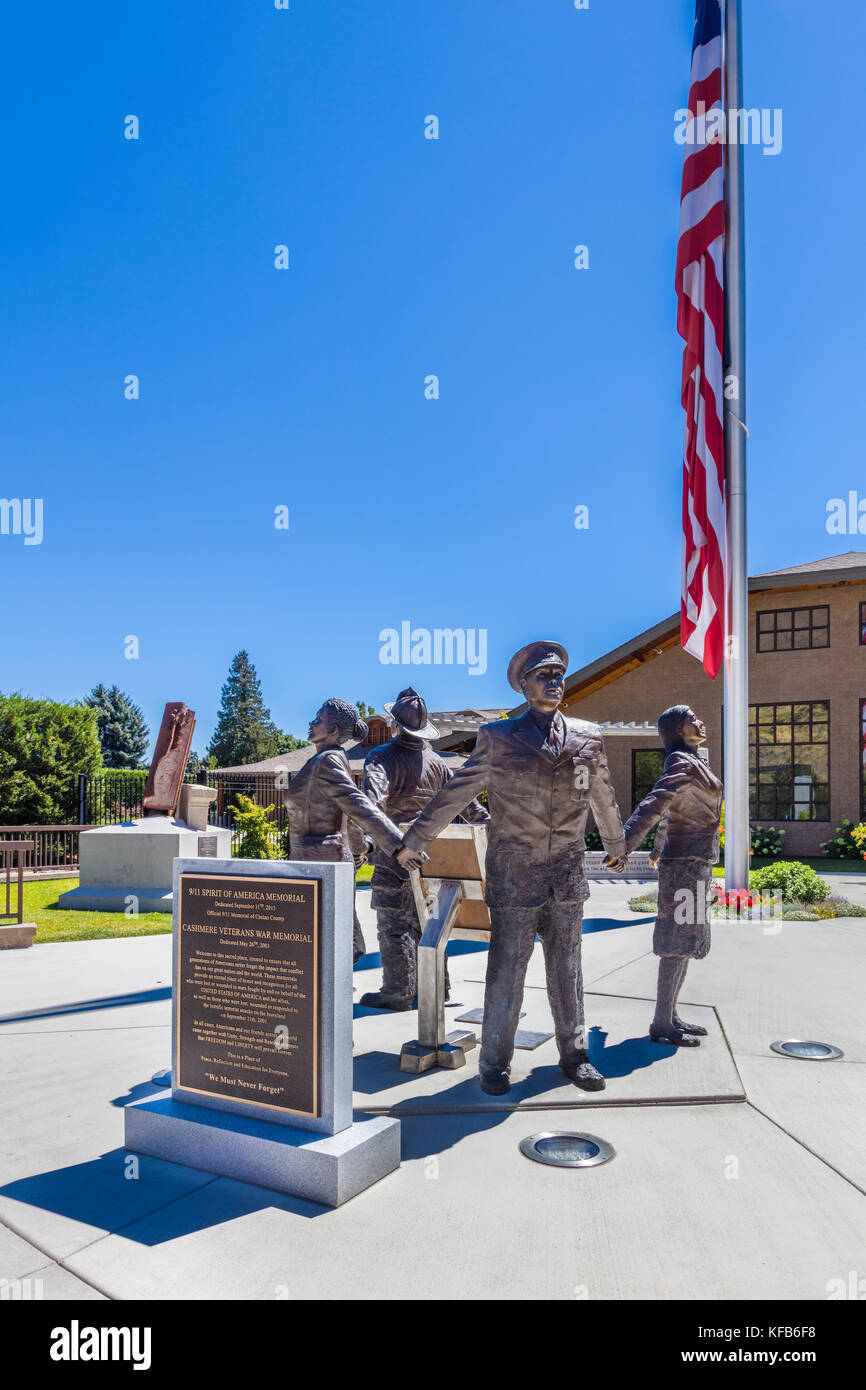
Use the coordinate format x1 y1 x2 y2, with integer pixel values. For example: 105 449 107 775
396 845 426 871
603 853 629 874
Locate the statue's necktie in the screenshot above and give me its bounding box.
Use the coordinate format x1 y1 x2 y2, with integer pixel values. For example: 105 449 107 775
544 716 563 759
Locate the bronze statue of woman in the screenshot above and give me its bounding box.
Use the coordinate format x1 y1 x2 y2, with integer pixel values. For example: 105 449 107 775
283 698 405 964
622 705 723 1046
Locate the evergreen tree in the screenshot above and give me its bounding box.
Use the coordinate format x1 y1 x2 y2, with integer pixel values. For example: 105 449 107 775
207 651 280 767
85 685 149 769
187 749 217 776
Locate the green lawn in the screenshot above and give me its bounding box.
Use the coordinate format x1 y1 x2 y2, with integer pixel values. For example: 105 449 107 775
10 878 173 943
13 866 377 943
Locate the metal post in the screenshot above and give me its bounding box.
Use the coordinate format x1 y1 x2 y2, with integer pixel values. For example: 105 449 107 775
400 876 478 1073
723 0 750 892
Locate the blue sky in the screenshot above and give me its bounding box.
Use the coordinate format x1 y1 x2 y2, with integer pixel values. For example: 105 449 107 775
2 0 862 755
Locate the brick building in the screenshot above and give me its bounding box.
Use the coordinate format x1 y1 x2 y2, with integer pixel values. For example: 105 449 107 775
543 552 866 857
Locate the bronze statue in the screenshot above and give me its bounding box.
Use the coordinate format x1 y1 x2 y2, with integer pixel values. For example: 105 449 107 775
283 699 404 964
398 642 627 1094
622 705 723 1046
360 687 489 1011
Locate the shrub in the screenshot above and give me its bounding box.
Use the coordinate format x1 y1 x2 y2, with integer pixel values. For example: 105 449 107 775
819 819 863 859
850 823 866 855
749 860 830 904
230 793 279 859
750 824 786 857
822 899 866 918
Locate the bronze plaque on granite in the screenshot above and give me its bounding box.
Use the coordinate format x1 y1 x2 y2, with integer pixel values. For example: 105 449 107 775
197 836 218 857
176 873 320 1118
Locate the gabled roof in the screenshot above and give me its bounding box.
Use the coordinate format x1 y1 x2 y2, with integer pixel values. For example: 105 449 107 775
212 739 469 777
520 552 866 710
753 550 866 579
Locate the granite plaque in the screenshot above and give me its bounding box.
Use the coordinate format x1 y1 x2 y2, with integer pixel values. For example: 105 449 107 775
197 835 218 857
177 872 321 1119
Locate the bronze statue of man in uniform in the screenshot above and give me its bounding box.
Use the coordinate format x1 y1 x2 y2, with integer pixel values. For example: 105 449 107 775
360 688 489 1011
398 642 627 1095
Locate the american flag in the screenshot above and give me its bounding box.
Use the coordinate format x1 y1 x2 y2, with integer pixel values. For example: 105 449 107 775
676 0 726 680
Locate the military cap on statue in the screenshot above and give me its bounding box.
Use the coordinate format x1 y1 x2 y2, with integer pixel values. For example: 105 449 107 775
384 687 440 740
506 641 569 694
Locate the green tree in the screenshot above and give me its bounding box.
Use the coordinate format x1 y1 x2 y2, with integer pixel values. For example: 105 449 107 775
85 684 149 768
356 701 377 718
272 729 308 754
207 651 280 768
187 749 217 777
0 694 102 823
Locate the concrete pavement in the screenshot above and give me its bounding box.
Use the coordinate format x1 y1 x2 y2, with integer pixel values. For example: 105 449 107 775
1 879 864 1300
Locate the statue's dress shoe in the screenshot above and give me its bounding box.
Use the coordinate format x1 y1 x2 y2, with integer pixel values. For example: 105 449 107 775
673 1014 707 1036
479 1069 511 1096
358 991 413 1012
561 1053 606 1091
649 1024 700 1047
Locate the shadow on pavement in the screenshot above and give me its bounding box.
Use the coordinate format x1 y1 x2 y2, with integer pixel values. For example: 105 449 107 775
0 1149 332 1244
583 915 653 934
352 1050 417 1093
110 1080 166 1108
586 1024 673 1077
397 1106 512 1158
0 987 172 1026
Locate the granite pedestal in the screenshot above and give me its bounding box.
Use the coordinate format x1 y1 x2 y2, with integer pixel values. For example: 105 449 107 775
124 857 400 1207
57 817 232 913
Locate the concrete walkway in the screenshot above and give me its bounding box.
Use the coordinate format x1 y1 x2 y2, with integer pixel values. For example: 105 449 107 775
1 880 864 1300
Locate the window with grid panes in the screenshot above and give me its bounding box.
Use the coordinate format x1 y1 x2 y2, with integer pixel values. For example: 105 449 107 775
748 701 829 821
755 606 829 653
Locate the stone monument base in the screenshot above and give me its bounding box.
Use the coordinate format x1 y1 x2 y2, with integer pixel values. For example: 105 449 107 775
57 816 232 913
125 1094 401 1208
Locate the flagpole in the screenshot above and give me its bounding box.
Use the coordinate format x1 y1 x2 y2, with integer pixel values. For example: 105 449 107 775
723 0 750 891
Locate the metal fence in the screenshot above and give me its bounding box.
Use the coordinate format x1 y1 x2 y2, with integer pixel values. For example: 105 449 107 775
0 826 100 872
72 770 289 837
203 773 287 835
2 840 34 919
74 772 147 825
5 770 291 863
